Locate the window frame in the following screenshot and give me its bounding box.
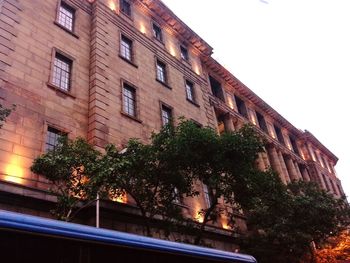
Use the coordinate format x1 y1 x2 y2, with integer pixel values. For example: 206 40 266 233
54 0 79 38
47 48 76 98
184 79 199 107
155 58 170 88
159 101 173 127
119 0 132 17
43 124 68 153
152 22 163 43
180 45 190 62
120 80 141 123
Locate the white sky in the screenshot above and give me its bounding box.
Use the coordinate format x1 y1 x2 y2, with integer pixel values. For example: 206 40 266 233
162 0 350 199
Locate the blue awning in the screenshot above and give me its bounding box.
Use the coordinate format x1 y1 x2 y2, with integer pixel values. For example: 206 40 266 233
0 210 256 263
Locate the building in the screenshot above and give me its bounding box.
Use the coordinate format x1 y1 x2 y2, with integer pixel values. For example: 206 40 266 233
0 0 345 250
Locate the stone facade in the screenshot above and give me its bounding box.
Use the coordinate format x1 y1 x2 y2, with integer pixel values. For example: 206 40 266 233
0 0 345 251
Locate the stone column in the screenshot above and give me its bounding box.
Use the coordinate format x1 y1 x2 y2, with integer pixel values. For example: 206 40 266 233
285 156 298 181
294 161 303 180
256 153 266 171
277 151 291 183
301 167 311 182
267 146 286 184
223 114 235 132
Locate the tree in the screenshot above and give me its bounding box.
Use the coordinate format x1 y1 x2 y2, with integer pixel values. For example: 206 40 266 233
97 125 198 237
0 103 15 128
30 137 101 221
241 180 350 263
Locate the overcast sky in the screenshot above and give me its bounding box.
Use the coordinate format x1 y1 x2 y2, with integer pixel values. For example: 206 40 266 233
162 0 349 199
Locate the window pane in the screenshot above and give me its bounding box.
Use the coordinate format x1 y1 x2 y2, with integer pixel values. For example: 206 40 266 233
156 61 166 83
53 54 72 92
153 23 162 42
45 127 66 152
180 46 189 60
120 0 131 16
185 81 194 101
123 85 136 117
161 106 172 126
120 36 132 61
58 3 74 31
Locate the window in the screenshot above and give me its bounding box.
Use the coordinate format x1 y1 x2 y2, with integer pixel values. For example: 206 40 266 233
273 125 285 145
234 95 248 118
57 2 75 31
152 23 163 42
290 136 300 155
203 183 213 208
209 76 225 101
161 104 172 126
52 53 72 92
185 80 195 102
156 60 167 83
256 111 268 133
122 83 136 117
180 45 189 61
119 0 131 16
45 126 66 152
120 35 132 61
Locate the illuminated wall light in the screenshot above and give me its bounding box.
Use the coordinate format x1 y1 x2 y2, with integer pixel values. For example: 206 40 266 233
108 0 117 12
196 211 204 223
193 63 201 75
169 45 177 57
226 95 234 110
110 191 127 204
139 22 147 34
5 156 24 184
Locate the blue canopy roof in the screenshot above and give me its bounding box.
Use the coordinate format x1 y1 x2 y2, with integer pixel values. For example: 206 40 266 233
0 210 256 263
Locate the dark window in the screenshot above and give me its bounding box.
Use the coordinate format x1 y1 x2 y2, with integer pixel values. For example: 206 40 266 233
290 136 300 155
156 60 167 83
122 84 136 117
161 105 172 126
180 45 189 61
256 111 268 133
58 2 75 31
53 53 72 92
120 35 132 61
209 76 225 101
120 0 131 16
152 23 163 42
234 95 248 118
321 174 331 192
45 127 66 152
274 125 285 145
185 80 195 102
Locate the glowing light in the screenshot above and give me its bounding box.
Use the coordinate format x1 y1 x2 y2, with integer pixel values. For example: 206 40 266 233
193 63 201 75
5 156 24 184
227 95 235 109
110 191 127 204
108 0 117 12
196 211 204 223
222 222 230 230
139 22 147 34
169 45 177 57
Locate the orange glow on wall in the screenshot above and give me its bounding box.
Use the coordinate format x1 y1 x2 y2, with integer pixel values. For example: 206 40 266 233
193 63 201 75
226 95 235 110
139 22 147 34
108 0 117 12
196 211 204 223
5 156 24 184
169 45 177 57
110 191 127 204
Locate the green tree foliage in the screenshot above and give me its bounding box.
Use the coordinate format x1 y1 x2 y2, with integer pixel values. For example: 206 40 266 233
241 180 350 263
30 137 101 221
97 125 199 236
0 104 15 128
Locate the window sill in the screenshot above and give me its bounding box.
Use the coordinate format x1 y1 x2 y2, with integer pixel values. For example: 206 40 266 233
181 58 191 66
156 78 172 90
120 111 142 123
54 21 79 39
119 11 134 22
47 82 76 99
153 37 165 46
119 55 138 68
186 98 200 108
